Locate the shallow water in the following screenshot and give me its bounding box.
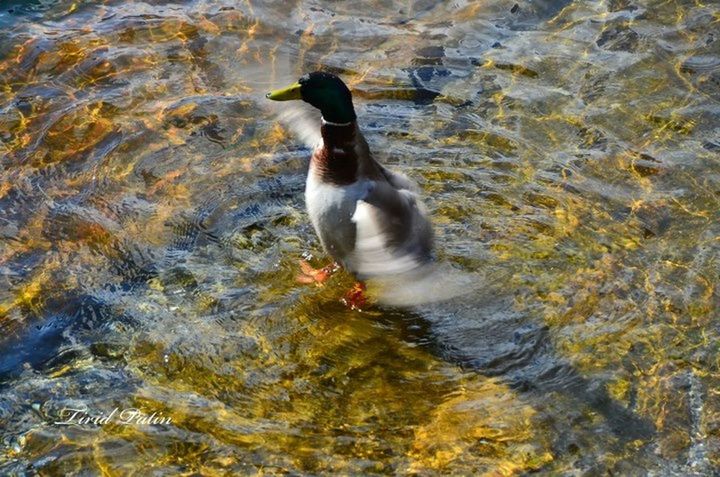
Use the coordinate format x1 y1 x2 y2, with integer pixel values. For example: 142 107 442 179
0 0 719 474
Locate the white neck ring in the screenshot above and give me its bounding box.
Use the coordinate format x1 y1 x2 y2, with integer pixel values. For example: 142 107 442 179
321 117 352 127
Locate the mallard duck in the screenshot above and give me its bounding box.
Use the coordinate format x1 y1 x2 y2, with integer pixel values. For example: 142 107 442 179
266 72 433 284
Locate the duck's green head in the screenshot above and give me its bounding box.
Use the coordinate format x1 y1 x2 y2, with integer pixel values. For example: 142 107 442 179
266 72 356 124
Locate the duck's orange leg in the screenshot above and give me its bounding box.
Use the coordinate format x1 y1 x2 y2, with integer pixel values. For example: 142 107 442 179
342 281 367 310
296 260 339 285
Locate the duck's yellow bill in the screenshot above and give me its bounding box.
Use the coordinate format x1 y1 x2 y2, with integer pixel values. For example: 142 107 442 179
266 82 302 101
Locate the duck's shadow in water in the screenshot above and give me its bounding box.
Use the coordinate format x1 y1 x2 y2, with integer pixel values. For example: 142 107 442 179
360 290 654 446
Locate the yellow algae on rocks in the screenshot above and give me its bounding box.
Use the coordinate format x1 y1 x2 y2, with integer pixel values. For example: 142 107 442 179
408 377 552 475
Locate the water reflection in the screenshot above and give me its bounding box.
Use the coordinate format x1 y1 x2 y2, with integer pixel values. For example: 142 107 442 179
1 0 719 474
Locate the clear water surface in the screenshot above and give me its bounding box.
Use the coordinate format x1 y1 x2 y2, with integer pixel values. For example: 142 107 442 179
0 0 718 474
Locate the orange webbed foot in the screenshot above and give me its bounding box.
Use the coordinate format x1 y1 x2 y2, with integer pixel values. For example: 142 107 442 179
342 281 367 310
296 260 339 285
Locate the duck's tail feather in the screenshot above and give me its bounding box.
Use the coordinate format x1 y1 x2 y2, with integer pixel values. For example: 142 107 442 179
365 261 481 307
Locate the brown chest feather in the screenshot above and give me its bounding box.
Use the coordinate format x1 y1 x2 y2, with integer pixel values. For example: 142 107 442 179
310 122 360 185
